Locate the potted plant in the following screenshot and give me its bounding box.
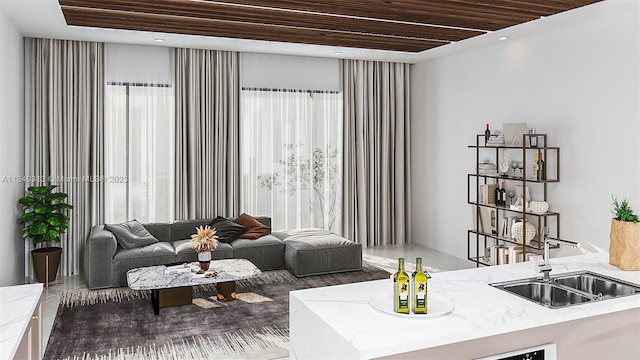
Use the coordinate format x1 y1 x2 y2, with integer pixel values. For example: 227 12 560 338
19 185 73 283
609 196 640 270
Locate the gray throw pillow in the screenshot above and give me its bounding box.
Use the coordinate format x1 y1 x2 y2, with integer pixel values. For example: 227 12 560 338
105 219 159 250
208 216 248 243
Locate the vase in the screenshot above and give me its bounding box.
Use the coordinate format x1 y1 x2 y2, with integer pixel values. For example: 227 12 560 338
609 219 640 270
197 251 212 271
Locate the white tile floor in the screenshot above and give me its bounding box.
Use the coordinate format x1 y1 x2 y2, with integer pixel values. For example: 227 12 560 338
38 243 473 355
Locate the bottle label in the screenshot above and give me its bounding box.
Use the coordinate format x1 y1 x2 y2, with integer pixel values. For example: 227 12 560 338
415 281 427 308
397 281 409 309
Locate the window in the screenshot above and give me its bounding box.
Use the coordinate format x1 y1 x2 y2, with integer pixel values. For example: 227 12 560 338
241 88 343 231
104 83 175 223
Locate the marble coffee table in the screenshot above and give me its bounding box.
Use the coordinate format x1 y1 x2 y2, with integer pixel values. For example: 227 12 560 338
127 259 262 315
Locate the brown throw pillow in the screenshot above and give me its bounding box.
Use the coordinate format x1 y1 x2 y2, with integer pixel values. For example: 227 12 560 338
235 213 271 239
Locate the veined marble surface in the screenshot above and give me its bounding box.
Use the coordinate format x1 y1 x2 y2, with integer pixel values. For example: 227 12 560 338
290 253 640 359
127 258 262 290
0 283 43 360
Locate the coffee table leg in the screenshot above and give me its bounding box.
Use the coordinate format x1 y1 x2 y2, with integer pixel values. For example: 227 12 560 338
152 289 160 315
217 281 237 301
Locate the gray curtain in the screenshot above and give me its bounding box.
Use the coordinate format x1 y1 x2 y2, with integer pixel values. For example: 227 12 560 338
29 38 105 275
341 60 411 247
173 48 241 219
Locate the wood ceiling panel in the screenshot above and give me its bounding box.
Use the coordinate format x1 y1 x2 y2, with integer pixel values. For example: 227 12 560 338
211 0 601 30
58 0 602 53
59 0 484 42
61 7 443 52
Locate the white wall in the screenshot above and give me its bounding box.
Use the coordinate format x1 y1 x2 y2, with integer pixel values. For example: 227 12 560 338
0 3 25 286
411 1 640 261
242 52 340 91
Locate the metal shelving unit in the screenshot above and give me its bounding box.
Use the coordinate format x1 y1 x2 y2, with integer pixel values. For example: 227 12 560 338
467 133 560 267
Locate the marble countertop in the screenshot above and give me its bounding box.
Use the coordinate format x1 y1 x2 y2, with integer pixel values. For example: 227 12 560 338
290 253 640 359
0 283 43 360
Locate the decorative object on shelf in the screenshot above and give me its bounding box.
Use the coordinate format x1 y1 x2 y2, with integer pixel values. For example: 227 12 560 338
502 123 528 147
529 201 549 215
609 196 640 270
511 221 537 242
19 185 73 284
191 225 219 270
516 185 530 203
499 150 510 176
528 128 538 147
477 158 498 175
517 161 524 178
510 160 519 178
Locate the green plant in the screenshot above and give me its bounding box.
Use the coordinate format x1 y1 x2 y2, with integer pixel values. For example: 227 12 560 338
19 185 73 247
611 195 639 224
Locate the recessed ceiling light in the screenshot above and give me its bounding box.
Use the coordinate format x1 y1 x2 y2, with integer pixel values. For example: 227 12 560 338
499 36 509 41
334 51 343 55
154 38 165 43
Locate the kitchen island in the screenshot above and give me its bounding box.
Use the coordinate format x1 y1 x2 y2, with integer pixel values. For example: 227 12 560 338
290 253 640 359
0 283 43 360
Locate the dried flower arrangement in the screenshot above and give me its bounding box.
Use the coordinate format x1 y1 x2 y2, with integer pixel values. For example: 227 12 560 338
190 225 219 253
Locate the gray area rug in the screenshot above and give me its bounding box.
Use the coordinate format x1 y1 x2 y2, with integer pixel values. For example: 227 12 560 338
44 263 390 360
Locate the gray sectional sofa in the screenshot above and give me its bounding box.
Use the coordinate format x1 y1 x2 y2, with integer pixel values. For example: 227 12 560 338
84 217 362 289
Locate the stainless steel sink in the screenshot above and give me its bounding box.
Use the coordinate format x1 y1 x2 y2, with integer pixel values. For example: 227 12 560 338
491 271 640 309
501 281 593 308
552 271 640 299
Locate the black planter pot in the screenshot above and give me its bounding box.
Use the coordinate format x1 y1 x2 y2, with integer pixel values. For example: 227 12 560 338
32 247 62 283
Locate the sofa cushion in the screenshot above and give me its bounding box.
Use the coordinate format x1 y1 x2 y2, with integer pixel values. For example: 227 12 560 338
170 219 211 241
230 234 285 270
209 216 248 243
235 213 271 239
105 220 159 250
143 223 172 242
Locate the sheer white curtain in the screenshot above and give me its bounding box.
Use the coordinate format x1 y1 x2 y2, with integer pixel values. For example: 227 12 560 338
104 45 175 223
104 85 174 223
241 89 343 231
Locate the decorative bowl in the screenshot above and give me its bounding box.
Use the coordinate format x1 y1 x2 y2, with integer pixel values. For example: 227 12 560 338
529 201 549 215
511 221 536 242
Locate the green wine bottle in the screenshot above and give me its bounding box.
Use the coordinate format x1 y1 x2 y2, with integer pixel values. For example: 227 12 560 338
412 257 430 314
393 258 410 314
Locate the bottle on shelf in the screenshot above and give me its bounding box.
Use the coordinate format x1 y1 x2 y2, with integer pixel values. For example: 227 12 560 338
499 181 506 206
393 258 410 314
494 182 501 206
412 257 430 314
484 123 491 145
533 153 539 180
538 152 546 180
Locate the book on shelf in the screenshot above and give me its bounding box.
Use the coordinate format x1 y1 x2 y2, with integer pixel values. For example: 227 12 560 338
479 183 496 205
487 245 541 265
508 245 524 264
472 207 493 234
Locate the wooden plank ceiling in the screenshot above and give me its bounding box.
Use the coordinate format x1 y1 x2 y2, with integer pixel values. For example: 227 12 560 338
58 0 601 53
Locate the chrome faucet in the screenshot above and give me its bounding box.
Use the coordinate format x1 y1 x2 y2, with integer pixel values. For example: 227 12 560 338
537 237 581 281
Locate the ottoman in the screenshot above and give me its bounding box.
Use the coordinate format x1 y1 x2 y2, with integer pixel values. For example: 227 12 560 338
277 228 362 277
